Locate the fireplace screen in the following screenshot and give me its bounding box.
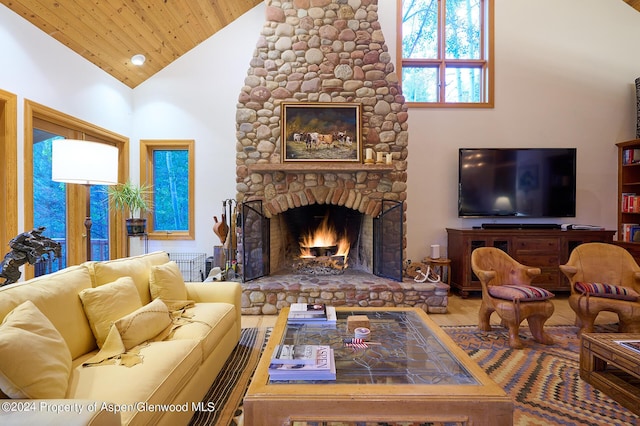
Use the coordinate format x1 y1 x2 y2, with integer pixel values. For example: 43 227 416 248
240 199 403 282
241 200 269 282
373 200 404 281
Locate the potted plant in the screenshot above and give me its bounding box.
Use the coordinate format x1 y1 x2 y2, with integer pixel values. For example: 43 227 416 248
106 180 153 235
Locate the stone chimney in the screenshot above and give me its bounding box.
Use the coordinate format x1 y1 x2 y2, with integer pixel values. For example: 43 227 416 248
236 0 409 267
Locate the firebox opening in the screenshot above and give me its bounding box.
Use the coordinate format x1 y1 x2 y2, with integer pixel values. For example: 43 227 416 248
271 204 372 275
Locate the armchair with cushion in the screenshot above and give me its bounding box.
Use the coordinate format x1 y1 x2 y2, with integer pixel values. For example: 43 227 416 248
559 242 640 336
471 247 556 349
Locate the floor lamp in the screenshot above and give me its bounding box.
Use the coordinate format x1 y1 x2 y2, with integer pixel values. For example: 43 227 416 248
51 139 119 261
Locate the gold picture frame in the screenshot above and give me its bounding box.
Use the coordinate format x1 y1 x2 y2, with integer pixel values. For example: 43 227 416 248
281 102 362 163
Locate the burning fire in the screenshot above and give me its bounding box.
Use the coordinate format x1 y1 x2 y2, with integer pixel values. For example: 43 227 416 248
299 215 350 262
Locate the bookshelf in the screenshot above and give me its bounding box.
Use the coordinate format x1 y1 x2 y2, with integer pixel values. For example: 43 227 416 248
616 139 640 260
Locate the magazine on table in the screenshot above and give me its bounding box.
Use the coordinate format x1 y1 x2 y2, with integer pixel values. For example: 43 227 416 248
270 344 331 365
288 303 327 319
269 348 336 381
614 339 640 355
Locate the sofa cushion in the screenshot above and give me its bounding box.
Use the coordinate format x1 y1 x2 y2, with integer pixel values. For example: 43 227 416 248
69 339 201 425
0 301 72 398
149 261 188 301
115 298 172 350
489 284 554 301
79 277 142 348
167 302 236 360
0 265 95 359
86 251 170 305
574 282 639 301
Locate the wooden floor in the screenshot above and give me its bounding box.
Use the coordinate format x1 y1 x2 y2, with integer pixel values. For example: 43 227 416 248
241 293 619 329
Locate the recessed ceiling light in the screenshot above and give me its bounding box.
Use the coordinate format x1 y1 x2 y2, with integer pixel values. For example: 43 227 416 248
131 54 146 66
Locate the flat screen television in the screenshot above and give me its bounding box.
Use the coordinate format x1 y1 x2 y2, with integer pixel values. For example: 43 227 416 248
458 148 577 218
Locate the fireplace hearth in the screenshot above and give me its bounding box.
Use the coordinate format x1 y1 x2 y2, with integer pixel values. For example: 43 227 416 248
240 269 449 316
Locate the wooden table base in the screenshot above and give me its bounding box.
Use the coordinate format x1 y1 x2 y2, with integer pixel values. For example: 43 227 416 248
580 333 640 416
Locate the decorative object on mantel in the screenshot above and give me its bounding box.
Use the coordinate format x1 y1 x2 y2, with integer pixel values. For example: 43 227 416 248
375 151 384 164
386 153 393 165
281 102 362 163
364 148 375 165
0 227 61 285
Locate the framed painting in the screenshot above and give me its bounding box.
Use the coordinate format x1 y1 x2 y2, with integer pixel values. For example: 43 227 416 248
281 102 362 162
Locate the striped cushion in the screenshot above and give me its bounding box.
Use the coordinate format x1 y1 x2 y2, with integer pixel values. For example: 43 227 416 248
574 282 639 301
489 285 554 301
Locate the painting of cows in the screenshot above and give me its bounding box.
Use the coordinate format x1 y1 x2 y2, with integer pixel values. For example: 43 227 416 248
281 102 362 162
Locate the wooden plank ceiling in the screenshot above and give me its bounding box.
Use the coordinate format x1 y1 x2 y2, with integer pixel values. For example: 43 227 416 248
1 1 638 89
0 0 263 88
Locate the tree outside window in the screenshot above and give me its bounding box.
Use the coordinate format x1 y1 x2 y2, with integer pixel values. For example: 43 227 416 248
398 0 494 107
141 140 195 240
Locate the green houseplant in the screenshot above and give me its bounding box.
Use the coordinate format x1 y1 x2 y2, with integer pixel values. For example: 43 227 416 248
106 180 153 235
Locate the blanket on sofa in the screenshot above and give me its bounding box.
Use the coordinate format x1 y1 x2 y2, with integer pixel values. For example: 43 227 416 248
83 299 205 367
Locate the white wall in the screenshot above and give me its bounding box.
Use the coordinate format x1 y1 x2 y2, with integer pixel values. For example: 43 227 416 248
0 4 132 234
380 0 640 261
3 0 640 265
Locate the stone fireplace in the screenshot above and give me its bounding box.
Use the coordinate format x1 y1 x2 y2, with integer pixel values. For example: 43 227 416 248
234 0 448 314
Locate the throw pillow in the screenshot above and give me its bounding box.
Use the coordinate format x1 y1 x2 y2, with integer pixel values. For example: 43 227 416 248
489 285 554 301
0 301 72 398
149 261 188 301
574 282 639 301
79 276 142 348
114 298 172 350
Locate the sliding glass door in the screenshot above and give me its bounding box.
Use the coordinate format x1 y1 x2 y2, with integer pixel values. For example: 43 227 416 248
25 101 129 276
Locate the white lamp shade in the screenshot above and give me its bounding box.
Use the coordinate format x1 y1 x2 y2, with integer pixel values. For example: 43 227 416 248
52 139 119 185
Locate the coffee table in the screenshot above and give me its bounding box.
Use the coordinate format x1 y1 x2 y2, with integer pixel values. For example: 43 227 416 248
580 333 640 416
243 307 513 426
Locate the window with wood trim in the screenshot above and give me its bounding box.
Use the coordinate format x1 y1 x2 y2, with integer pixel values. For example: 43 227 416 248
398 0 494 107
140 140 195 240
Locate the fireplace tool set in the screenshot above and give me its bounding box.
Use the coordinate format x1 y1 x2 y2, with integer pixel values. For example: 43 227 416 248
212 198 239 279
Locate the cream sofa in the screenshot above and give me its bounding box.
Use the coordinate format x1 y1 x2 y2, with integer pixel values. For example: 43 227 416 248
0 251 242 426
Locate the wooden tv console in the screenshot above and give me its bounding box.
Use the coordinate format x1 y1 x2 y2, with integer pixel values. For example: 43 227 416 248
446 228 616 297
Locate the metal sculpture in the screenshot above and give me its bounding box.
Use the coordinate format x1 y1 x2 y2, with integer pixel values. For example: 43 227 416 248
0 227 61 286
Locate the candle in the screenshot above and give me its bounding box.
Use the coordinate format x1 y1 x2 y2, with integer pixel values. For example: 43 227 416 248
376 151 383 163
386 153 392 164
366 148 373 160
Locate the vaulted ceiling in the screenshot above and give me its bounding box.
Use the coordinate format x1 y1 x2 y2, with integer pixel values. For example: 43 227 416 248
0 0 262 88
1 0 638 89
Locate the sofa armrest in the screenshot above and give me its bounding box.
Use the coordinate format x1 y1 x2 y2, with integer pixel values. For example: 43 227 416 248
185 281 242 333
185 281 241 305
0 399 121 426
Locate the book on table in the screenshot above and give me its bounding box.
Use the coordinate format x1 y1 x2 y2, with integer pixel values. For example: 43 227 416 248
268 348 336 381
287 304 337 324
270 344 331 365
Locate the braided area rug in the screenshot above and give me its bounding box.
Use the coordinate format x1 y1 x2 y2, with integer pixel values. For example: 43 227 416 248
444 324 639 426
189 327 269 426
190 325 639 426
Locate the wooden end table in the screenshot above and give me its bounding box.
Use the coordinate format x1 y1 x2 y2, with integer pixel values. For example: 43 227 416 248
580 333 640 416
422 256 452 287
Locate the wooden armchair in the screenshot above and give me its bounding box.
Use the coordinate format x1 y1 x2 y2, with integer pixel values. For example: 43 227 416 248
559 242 640 336
471 247 555 349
